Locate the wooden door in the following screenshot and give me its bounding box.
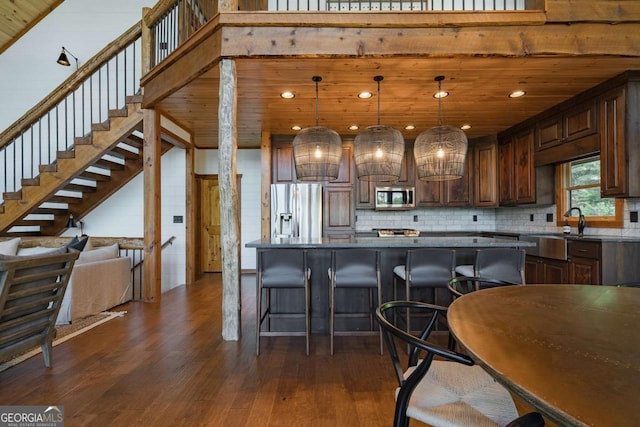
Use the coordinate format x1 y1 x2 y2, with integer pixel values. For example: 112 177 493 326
600 86 627 197
200 176 222 272
473 140 498 207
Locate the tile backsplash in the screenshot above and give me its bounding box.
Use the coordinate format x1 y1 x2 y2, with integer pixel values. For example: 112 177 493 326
356 198 640 237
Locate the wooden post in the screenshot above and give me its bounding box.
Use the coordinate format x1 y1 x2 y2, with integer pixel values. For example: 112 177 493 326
219 0 239 13
143 109 162 302
141 7 153 77
261 131 271 240
185 144 196 285
219 59 241 341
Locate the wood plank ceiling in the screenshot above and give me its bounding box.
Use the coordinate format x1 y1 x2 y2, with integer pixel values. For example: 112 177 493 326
0 0 64 55
156 55 640 149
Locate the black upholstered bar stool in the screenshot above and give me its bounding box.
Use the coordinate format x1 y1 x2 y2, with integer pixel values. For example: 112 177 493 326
256 249 311 356
329 249 382 355
392 248 456 332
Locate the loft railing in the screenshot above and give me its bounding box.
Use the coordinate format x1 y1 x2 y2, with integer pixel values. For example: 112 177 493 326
0 23 143 204
143 0 541 68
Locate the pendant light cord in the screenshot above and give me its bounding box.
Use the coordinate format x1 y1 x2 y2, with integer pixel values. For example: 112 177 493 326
377 78 381 126
313 76 321 127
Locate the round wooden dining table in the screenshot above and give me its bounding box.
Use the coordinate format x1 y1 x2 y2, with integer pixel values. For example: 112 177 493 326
447 284 640 427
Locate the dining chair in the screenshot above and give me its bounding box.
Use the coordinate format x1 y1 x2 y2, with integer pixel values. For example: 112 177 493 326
256 249 311 356
375 300 545 427
455 248 526 284
448 276 523 299
329 249 382 355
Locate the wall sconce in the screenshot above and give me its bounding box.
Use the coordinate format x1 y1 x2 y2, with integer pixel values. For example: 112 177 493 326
57 47 79 69
65 213 84 235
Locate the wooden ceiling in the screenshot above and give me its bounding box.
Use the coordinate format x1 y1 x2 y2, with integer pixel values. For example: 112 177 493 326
156 55 640 149
0 0 64 55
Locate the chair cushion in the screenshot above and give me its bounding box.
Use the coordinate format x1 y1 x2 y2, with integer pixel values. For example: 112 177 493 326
455 264 474 277
393 265 406 280
400 361 518 427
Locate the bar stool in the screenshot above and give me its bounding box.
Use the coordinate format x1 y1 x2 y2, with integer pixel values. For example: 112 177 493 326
329 249 382 355
392 248 456 333
256 249 311 356
454 248 526 284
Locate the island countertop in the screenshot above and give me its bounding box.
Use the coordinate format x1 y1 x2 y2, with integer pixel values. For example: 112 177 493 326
245 236 536 249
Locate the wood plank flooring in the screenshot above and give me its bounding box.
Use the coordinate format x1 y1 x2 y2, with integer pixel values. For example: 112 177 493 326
0 274 399 426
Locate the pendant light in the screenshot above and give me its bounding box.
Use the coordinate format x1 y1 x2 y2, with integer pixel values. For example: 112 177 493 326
353 76 405 181
292 76 343 181
414 75 468 181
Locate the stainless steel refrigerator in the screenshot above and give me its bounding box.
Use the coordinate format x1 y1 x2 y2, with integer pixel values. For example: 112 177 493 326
271 183 323 239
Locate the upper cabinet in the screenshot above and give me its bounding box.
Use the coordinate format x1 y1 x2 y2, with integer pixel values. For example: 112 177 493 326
599 80 640 198
473 138 499 208
272 138 297 183
498 127 554 206
535 99 598 151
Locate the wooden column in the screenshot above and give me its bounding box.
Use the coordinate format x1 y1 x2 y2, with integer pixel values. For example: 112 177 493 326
143 108 162 302
141 7 153 77
219 0 238 13
219 59 241 341
185 144 196 285
260 131 271 240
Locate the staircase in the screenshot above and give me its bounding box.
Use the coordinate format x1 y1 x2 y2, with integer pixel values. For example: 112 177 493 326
0 96 173 236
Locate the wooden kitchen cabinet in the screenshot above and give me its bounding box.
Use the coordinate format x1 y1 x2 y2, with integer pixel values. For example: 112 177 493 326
535 99 598 151
324 143 356 236
498 127 554 206
567 240 601 285
499 127 535 204
473 138 498 207
525 255 568 284
272 138 297 183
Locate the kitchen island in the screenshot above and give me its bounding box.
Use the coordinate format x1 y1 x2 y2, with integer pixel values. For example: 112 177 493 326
246 236 534 334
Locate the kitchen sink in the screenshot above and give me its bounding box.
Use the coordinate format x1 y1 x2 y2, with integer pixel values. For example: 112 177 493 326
519 234 567 260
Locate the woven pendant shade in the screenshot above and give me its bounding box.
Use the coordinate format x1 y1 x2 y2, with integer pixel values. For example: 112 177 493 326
414 125 468 181
354 125 405 181
414 76 468 181
354 76 405 182
293 126 343 181
292 76 343 181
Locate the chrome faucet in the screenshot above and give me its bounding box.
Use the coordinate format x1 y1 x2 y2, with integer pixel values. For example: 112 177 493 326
564 207 586 236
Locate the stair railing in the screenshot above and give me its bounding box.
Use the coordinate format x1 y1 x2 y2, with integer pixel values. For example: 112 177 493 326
128 235 177 300
0 23 143 205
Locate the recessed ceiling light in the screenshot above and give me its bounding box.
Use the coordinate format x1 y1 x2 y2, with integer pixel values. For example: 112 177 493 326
358 91 373 99
461 124 472 130
433 90 449 99
404 125 416 130
509 90 526 98
280 91 295 99
349 124 359 131
291 125 301 131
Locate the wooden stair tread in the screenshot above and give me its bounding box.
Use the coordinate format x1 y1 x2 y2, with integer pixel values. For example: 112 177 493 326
63 183 97 193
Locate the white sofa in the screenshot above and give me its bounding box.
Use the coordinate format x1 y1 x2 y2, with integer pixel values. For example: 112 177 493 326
53 243 132 325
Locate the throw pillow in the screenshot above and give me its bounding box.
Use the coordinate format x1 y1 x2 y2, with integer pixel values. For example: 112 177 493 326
66 235 89 252
0 237 21 256
76 243 119 265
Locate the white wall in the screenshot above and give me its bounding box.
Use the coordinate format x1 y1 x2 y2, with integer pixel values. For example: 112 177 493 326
0 0 155 132
195 149 262 270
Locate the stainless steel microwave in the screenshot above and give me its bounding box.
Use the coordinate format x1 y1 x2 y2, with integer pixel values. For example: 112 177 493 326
374 187 415 210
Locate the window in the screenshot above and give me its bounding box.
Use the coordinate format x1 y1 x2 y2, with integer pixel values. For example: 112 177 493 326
557 156 623 228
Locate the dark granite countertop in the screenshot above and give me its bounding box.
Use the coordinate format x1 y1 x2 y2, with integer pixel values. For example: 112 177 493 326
245 236 535 249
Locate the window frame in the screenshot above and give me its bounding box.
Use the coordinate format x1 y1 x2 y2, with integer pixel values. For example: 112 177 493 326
556 157 623 229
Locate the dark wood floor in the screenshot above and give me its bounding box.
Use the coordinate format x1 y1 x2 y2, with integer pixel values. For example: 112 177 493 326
0 274 401 426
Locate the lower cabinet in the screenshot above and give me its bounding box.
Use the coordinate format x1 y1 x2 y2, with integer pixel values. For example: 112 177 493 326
525 256 569 284
567 240 601 285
